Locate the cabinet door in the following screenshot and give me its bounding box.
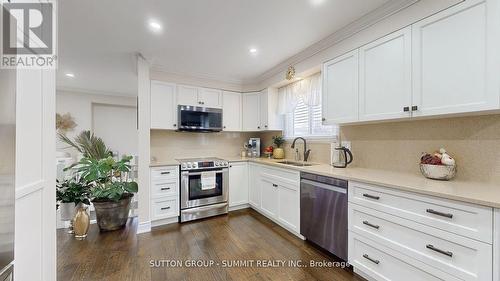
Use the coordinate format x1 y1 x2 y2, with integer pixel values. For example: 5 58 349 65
278 181 300 233
150 81 177 130
242 92 261 131
260 177 279 218
322 50 359 124
228 162 248 207
200 88 222 108
412 0 499 117
359 27 412 121
248 164 261 208
222 91 242 131
177 85 199 106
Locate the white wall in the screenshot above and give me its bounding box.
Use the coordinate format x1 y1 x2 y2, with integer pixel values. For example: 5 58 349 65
56 90 137 158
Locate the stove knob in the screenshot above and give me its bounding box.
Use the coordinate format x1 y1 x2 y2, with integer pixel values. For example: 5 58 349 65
181 163 187 169
193 162 198 168
187 162 192 169
223 161 228 166
215 161 220 167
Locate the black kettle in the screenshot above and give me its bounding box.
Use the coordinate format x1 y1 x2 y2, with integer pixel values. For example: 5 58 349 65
333 146 353 168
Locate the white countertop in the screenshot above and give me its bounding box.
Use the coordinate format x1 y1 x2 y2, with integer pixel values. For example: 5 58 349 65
150 157 500 208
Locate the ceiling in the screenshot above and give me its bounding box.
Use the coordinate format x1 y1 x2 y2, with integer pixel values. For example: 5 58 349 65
57 0 392 96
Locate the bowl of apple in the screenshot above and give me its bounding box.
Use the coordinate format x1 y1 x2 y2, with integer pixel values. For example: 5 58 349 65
420 148 457 181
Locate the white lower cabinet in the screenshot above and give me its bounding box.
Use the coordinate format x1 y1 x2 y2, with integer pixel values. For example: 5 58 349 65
248 163 301 236
228 162 248 208
150 165 180 224
349 181 494 281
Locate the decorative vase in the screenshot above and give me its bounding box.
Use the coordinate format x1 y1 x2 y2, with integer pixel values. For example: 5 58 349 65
73 203 90 240
273 148 285 159
92 194 132 231
59 202 76 234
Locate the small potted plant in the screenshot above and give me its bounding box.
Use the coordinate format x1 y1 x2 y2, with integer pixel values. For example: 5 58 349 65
272 136 286 159
56 177 91 234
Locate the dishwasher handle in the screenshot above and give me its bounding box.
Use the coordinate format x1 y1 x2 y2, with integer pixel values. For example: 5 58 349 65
300 179 347 194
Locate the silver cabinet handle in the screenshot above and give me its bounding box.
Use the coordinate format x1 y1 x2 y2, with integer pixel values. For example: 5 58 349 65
272 183 278 187
160 187 171 191
160 171 171 175
426 209 453 219
363 193 380 200
363 254 380 265
363 220 380 230
160 206 171 210
426 244 453 257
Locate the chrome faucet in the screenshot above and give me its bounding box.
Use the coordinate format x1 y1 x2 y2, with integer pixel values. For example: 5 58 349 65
291 137 311 162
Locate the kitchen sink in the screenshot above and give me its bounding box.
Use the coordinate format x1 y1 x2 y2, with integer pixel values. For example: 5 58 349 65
277 160 317 167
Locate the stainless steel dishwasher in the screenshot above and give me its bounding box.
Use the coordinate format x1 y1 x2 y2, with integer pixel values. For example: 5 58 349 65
300 172 348 261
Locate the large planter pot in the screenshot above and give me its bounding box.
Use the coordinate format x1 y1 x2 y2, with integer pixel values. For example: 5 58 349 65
92 193 133 231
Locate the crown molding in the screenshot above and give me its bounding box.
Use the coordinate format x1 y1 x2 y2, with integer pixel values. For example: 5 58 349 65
56 86 136 98
246 0 420 86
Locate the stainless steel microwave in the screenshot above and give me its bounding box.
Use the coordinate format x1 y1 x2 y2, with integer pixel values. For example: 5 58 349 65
177 105 223 132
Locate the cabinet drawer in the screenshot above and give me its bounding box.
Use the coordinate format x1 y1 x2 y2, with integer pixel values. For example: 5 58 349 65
349 181 493 243
350 233 460 281
151 166 178 180
259 165 300 183
350 204 492 281
152 196 179 220
151 180 178 198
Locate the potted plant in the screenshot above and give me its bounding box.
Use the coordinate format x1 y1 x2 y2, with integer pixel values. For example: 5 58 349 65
272 136 286 159
60 130 138 231
56 177 91 234
72 155 138 231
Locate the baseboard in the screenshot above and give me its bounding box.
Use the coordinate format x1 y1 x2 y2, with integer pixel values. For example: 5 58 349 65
353 267 375 281
151 217 179 228
137 221 152 234
229 203 250 211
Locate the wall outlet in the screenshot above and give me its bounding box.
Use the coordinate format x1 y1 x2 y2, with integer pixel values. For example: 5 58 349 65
341 141 351 150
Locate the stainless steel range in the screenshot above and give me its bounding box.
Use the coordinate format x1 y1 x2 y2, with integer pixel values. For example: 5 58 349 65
178 157 229 222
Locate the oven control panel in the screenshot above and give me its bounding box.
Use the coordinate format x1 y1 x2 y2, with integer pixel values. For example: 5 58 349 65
180 159 229 170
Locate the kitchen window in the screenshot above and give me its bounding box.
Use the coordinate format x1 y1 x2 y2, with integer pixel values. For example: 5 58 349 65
278 73 337 139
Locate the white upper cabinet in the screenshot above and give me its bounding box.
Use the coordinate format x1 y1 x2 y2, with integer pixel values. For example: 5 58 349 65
177 85 199 106
242 92 261 131
411 0 499 117
259 88 283 131
322 50 359 124
150 81 177 130
199 88 222 108
177 85 222 108
359 27 412 121
222 91 242 131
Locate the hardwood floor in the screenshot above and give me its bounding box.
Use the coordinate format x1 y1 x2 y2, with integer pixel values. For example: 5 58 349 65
58 209 364 281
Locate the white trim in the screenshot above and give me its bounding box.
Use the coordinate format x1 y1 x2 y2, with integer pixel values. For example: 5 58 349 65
137 221 152 234
494 209 500 281
229 204 250 212
15 180 44 200
150 217 179 228
57 86 136 98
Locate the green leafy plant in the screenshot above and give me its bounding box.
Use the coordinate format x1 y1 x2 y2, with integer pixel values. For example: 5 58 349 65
71 155 138 202
272 135 285 148
56 177 91 206
59 130 112 159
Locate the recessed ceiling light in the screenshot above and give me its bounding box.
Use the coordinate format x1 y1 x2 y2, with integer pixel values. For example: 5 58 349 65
65 73 75 78
249 48 258 54
310 0 325 6
148 20 162 32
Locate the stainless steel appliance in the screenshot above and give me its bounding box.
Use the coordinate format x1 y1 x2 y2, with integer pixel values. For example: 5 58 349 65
300 172 348 261
179 158 229 222
248 138 260 158
177 105 223 132
0 69 15 279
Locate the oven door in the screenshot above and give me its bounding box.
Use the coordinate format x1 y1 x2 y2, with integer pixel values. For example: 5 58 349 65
178 105 223 132
181 168 228 209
